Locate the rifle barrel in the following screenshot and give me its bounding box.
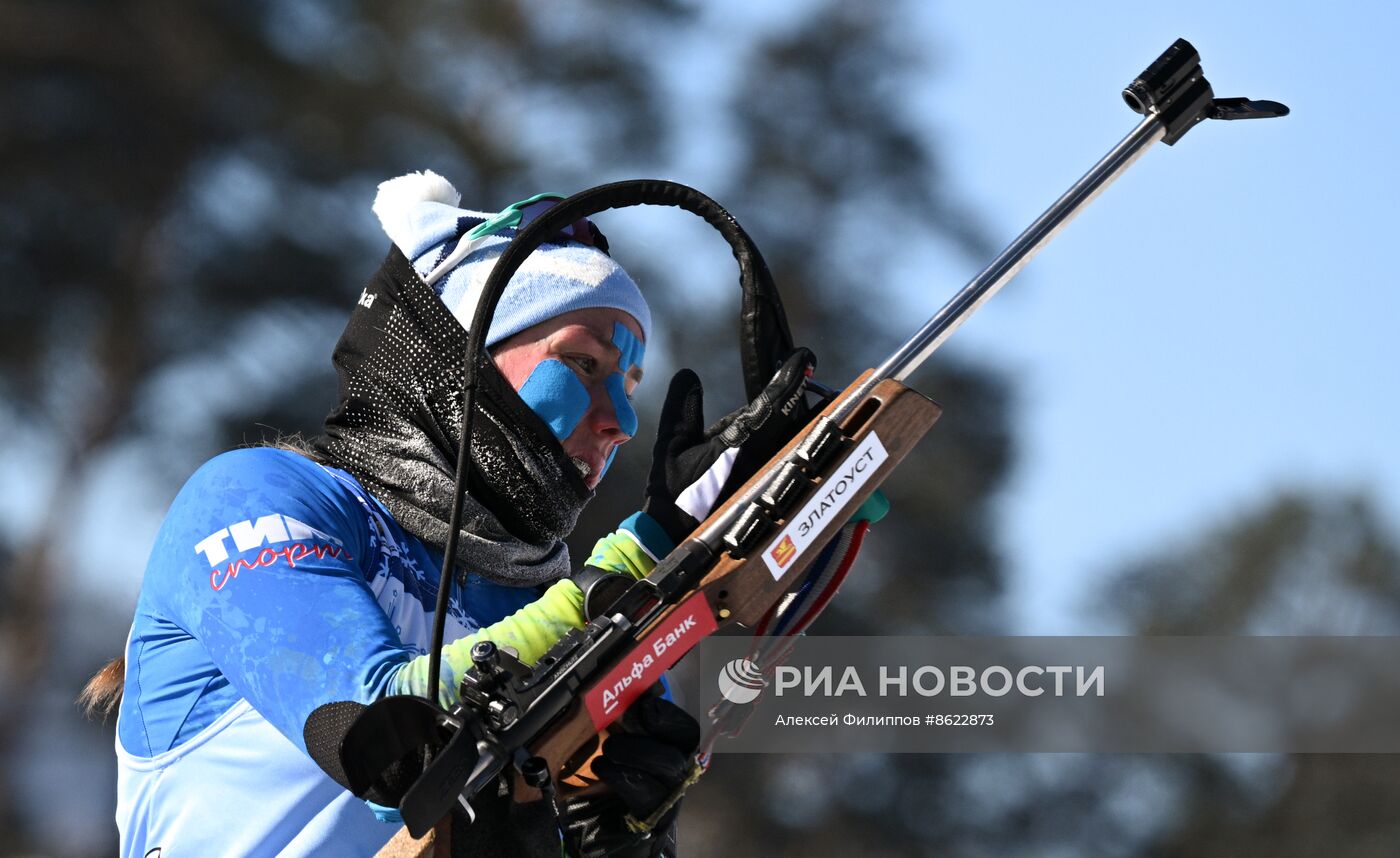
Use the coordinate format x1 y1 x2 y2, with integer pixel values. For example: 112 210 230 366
873 113 1164 387
688 114 1165 555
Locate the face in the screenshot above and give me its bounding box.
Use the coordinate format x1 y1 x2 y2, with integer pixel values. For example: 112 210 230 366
491 307 645 490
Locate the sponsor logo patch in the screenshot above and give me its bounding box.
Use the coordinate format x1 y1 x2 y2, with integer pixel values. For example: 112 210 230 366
196 514 352 591
584 591 718 729
762 432 889 580
770 535 797 568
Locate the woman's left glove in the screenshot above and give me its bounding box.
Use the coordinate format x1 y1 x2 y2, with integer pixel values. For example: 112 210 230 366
561 695 701 858
643 348 816 544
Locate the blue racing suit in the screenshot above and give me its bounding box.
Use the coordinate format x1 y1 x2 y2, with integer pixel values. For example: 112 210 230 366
114 447 669 857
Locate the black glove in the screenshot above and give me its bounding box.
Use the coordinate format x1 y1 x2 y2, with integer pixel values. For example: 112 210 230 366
561 695 701 858
447 786 565 858
643 348 816 543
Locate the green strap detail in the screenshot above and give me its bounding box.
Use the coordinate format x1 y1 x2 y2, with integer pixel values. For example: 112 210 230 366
467 192 567 240
853 489 890 524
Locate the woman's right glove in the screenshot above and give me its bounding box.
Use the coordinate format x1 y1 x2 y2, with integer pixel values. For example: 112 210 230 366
560 695 701 858
642 348 816 544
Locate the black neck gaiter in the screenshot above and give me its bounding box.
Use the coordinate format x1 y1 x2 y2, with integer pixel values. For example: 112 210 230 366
314 247 592 587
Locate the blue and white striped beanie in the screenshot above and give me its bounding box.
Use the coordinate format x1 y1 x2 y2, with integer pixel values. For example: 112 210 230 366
372 170 651 347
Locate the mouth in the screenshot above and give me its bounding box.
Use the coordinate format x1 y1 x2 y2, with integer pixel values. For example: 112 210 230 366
570 456 599 488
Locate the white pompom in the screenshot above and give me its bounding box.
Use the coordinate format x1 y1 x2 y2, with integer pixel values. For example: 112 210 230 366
372 170 461 243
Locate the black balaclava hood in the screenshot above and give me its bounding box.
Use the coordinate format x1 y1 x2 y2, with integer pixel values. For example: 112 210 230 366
314 246 591 587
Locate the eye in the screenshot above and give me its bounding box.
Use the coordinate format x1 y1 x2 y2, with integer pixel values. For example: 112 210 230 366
568 354 598 375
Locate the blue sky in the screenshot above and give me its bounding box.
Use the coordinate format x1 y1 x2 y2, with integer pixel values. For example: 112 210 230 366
901 2 1399 631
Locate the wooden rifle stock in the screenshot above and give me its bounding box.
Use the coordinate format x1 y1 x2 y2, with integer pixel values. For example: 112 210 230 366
514 372 941 800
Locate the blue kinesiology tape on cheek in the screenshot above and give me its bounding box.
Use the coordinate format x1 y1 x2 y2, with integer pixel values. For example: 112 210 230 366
517 359 591 441
605 374 638 438
608 322 645 438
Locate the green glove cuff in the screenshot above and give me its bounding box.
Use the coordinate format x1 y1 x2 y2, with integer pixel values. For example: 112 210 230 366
391 523 666 707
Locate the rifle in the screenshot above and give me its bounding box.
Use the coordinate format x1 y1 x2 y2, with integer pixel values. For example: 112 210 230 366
316 38 1287 839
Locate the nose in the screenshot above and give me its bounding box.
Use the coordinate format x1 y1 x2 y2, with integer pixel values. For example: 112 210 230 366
584 380 631 443
598 372 639 441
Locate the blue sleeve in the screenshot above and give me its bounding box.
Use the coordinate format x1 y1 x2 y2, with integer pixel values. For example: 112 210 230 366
145 448 417 753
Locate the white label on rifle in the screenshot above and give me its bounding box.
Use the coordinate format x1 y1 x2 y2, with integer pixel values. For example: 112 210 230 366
763 431 889 580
